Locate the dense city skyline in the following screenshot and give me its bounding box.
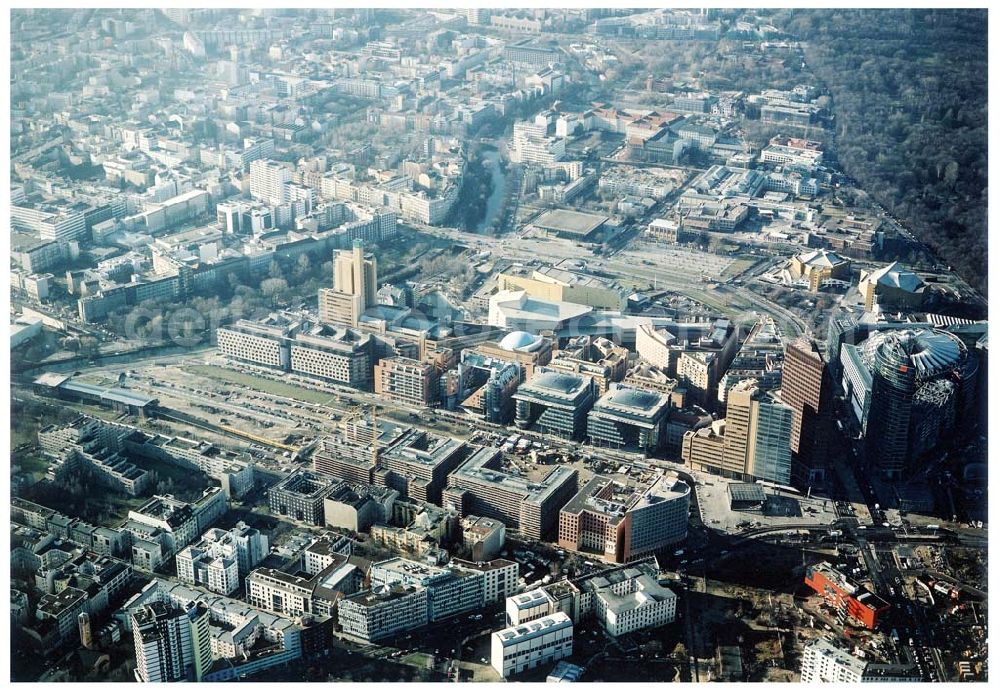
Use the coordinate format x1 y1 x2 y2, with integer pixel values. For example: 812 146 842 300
10 7 987 684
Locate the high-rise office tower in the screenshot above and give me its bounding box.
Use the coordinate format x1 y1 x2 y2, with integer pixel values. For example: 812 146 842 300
683 379 793 485
865 334 918 480
779 338 834 487
748 393 794 485
319 240 379 327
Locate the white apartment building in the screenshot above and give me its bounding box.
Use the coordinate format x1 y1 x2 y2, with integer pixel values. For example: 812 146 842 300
594 573 677 637
11 204 87 242
217 322 287 369
249 159 292 206
246 569 314 617
175 524 267 595
491 612 573 679
512 134 566 165
506 588 555 626
636 323 678 369
176 547 239 596
399 185 459 225
800 638 866 683
451 558 518 605
302 535 353 576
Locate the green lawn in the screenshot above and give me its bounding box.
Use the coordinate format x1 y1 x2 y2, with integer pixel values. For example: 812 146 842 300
129 453 209 494
12 453 50 474
401 653 434 670
721 256 757 279
184 365 339 406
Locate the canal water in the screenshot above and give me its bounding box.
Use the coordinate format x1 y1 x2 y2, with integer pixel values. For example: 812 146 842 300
475 148 506 234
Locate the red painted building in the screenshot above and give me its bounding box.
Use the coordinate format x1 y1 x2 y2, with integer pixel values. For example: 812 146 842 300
805 562 890 631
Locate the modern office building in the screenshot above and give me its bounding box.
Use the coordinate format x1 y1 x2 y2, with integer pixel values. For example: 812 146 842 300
312 418 407 485
513 370 596 440
12 202 87 242
491 612 573 679
268 471 336 525
215 320 288 369
319 240 378 327
750 390 795 486
455 353 524 424
379 428 469 504
451 558 519 605
716 316 785 410
453 331 553 422
337 585 429 643
370 557 485 622
289 326 373 388
506 588 558 627
443 447 578 540
586 384 672 452
217 317 373 390
682 379 793 484
777 337 834 486
804 562 890 631
374 356 439 407
558 473 689 563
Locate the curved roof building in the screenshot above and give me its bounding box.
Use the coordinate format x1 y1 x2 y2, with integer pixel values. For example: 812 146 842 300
586 384 673 452
859 261 926 312
499 330 546 353
513 369 596 440
860 328 966 381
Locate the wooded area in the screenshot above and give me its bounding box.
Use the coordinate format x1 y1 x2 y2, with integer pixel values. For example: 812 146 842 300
780 9 988 293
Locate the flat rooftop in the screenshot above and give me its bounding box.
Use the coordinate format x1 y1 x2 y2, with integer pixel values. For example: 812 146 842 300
449 446 578 504
59 380 159 408
561 473 688 520
494 611 572 644
533 209 609 237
